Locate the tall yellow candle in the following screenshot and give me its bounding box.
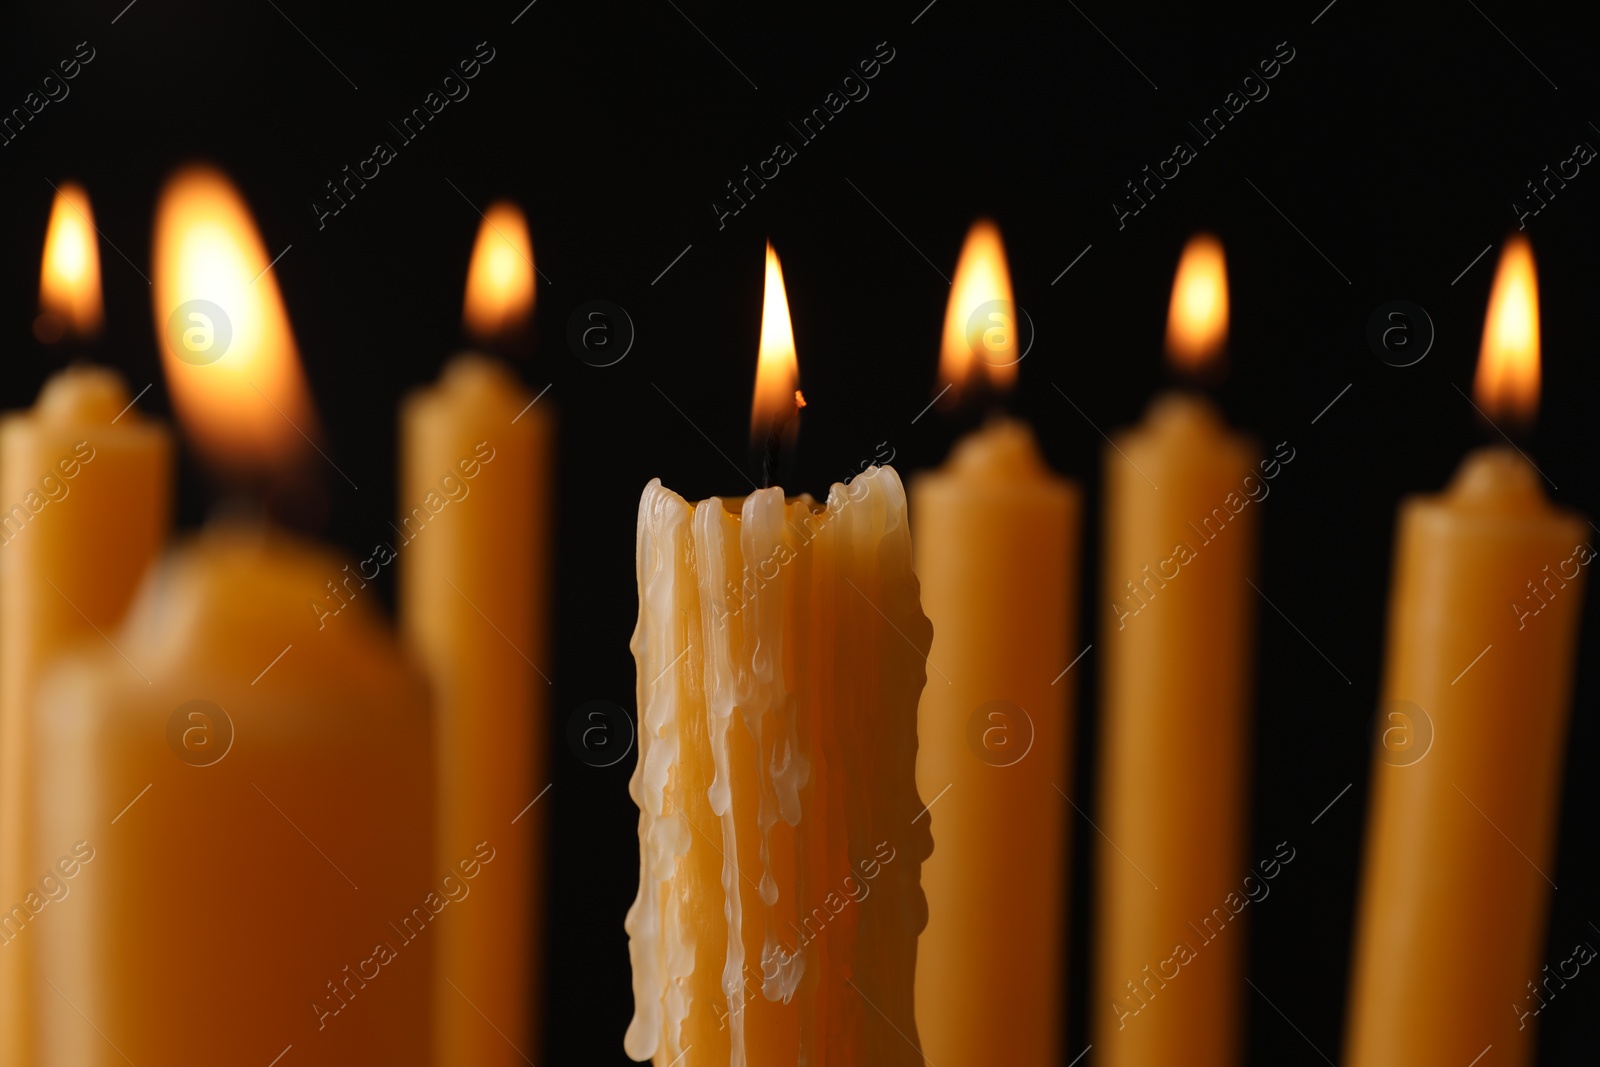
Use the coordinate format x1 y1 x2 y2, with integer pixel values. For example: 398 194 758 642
0 371 170 1067
402 201 547 1067
625 244 932 1066
1 184 170 1067
402 225 548 1062
912 220 1081 1067
1093 235 1261 1067
29 165 433 1066
1345 237 1587 1067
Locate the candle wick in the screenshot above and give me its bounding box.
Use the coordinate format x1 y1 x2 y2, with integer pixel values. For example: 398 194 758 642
761 426 780 490
759 401 803 490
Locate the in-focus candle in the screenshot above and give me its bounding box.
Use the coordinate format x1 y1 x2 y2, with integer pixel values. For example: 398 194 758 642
625 243 932 1067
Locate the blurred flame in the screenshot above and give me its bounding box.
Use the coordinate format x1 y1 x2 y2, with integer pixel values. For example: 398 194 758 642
939 219 1017 392
463 200 535 345
37 182 103 342
751 241 802 449
1165 233 1228 373
152 165 316 470
1475 236 1540 424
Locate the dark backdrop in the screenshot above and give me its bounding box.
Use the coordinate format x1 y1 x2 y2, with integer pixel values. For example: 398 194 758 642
3 0 1598 1063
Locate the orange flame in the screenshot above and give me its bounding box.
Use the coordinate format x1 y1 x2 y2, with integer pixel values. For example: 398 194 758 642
463 201 535 345
751 241 802 450
1475 236 1540 425
152 166 316 471
939 219 1017 392
1165 233 1228 374
37 182 103 343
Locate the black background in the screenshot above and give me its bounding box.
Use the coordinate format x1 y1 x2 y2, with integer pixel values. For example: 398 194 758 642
4 0 1599 1063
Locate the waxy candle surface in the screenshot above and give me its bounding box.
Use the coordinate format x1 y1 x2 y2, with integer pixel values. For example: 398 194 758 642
1346 449 1587 1067
1093 393 1261 1067
0 367 169 1067
34 527 433 1066
626 465 931 1067
911 418 1080 1065
401 354 549 1065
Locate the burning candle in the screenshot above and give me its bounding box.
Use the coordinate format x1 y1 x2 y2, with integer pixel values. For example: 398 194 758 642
1092 235 1261 1067
912 219 1081 1067
625 243 932 1066
401 201 548 1065
0 184 171 1067
33 182 103 344
1344 237 1587 1067
33 167 433 1065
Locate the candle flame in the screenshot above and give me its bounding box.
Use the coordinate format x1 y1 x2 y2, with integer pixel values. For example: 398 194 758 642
751 241 802 449
152 165 316 471
37 182 103 343
1165 233 1228 374
939 219 1017 393
1474 236 1540 425
463 200 535 346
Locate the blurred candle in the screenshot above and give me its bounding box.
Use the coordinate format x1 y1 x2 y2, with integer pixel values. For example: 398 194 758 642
34 182 103 344
1093 234 1260 1067
1 186 169 1067
912 219 1081 1067
402 200 548 1067
1345 237 1587 1067
625 244 932 1066
33 167 433 1065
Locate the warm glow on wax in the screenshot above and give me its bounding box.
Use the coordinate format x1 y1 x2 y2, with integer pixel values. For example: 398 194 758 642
750 240 801 447
1165 233 1228 373
463 200 535 344
152 166 315 470
939 219 1017 392
38 182 103 341
1475 236 1540 425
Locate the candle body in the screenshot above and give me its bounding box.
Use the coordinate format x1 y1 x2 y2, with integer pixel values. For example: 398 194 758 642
401 355 549 1065
1093 394 1260 1066
1346 449 1587 1067
910 420 1080 1065
34 528 433 1066
626 466 932 1066
0 368 170 1067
